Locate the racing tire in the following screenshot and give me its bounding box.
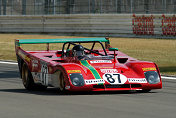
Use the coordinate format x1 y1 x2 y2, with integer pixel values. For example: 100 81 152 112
59 72 65 92
21 63 47 90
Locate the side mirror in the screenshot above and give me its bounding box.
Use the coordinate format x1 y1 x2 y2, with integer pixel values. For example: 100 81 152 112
109 48 118 51
109 48 118 62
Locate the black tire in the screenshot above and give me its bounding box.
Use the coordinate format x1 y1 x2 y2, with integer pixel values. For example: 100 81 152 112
21 63 47 90
59 72 65 92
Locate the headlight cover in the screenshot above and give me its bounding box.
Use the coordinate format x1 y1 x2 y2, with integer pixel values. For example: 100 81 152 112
144 71 160 84
70 73 84 86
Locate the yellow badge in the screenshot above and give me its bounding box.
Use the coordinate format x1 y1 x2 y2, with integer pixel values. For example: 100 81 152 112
18 51 30 62
25 56 31 62
67 70 81 73
142 67 156 71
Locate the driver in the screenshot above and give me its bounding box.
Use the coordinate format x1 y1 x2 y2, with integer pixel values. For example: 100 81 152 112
72 45 85 60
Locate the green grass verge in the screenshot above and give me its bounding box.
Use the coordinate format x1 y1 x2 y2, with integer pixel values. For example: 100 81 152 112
0 34 175 75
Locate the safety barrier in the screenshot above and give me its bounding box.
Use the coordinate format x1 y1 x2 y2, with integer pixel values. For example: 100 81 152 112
132 14 154 35
132 14 176 37
0 14 176 38
161 14 176 36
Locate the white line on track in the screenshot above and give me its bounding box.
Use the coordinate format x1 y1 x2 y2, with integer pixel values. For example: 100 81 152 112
0 61 18 65
0 61 176 80
161 76 176 80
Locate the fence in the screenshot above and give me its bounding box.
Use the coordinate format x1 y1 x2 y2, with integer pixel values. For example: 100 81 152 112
0 14 176 38
1 0 176 15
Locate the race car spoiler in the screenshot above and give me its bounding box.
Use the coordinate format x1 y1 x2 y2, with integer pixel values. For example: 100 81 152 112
15 37 111 51
15 38 109 46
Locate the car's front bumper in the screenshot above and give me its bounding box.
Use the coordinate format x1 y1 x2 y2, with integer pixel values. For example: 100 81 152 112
66 82 162 91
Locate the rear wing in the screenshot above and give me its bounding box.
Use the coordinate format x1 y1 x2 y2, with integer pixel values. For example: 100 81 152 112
15 37 111 51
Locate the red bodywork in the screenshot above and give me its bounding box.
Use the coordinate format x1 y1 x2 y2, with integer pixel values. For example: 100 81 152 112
15 38 162 92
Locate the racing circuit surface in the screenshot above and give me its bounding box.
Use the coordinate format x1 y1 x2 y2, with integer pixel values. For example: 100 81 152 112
0 62 176 118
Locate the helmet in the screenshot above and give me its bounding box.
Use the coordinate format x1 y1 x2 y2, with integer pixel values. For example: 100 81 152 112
72 45 85 59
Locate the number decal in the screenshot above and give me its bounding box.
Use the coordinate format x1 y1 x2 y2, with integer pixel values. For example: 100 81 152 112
105 74 116 83
40 62 48 85
113 74 121 83
103 73 127 84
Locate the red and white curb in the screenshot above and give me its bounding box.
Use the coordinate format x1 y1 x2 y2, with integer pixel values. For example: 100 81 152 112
0 61 176 80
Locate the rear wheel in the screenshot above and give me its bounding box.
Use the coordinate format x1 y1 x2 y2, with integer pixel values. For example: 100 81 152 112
21 63 35 90
21 63 47 90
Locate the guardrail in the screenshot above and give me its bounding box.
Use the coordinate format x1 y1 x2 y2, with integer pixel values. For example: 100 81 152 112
0 14 175 38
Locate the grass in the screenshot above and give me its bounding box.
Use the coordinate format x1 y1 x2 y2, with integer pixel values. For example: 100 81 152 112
0 33 175 75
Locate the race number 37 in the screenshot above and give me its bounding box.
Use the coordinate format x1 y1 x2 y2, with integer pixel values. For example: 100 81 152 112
103 73 127 84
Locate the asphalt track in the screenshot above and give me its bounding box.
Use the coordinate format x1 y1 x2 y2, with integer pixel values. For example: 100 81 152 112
0 62 176 118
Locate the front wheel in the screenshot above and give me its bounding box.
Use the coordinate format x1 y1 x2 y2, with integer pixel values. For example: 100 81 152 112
59 72 65 92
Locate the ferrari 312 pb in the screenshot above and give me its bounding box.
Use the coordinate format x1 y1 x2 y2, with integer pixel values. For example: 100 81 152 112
15 38 162 92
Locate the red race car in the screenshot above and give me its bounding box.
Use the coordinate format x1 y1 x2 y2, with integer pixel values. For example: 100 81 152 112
15 38 162 92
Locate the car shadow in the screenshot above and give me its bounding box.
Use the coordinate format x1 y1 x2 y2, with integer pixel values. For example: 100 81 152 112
0 87 157 96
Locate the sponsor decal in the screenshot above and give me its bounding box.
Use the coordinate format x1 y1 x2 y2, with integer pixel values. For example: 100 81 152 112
85 79 105 85
80 60 103 85
80 60 102 79
18 51 25 59
142 67 156 71
32 72 51 85
80 60 104 85
18 51 31 62
32 60 38 68
90 60 112 64
40 61 48 86
100 69 118 73
67 70 81 73
128 78 147 83
25 56 31 63
103 73 127 84
132 14 154 35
